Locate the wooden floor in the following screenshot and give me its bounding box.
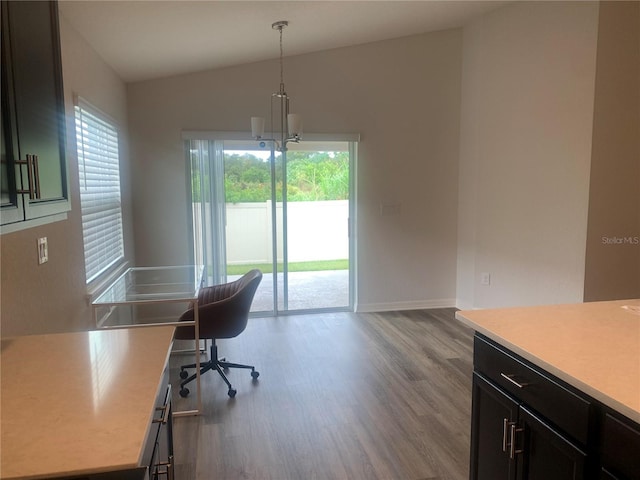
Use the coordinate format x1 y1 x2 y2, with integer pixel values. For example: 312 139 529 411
169 309 475 480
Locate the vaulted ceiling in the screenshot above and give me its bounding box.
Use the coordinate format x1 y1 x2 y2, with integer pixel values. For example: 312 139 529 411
59 1 507 83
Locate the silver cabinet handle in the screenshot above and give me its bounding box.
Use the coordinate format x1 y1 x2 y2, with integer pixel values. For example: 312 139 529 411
154 456 174 480
27 154 36 199
15 154 41 199
168 455 174 480
502 418 510 452
154 403 170 424
32 154 40 199
509 423 524 459
500 372 530 388
502 418 519 455
154 457 174 480
153 385 171 424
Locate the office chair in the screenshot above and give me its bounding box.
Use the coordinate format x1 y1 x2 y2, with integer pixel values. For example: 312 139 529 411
175 269 262 398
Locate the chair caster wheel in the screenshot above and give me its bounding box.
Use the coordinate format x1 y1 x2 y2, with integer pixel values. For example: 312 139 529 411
179 370 188 379
179 388 190 398
251 371 260 379
228 388 237 398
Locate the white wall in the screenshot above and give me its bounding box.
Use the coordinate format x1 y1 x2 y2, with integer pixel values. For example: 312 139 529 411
457 1 600 309
127 30 463 312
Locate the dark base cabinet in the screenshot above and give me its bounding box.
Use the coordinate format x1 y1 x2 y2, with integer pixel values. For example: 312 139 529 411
470 334 639 480
518 406 586 480
600 412 640 480
471 373 586 480
471 373 519 479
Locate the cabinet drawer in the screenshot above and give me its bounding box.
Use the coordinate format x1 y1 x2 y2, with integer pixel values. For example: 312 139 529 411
474 334 591 445
601 412 640 480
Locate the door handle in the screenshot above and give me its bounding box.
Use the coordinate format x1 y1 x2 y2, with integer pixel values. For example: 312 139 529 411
32 154 41 199
502 418 511 453
509 423 524 459
502 418 523 459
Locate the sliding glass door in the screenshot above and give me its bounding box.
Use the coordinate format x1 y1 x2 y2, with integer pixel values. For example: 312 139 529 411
187 136 355 314
279 142 351 311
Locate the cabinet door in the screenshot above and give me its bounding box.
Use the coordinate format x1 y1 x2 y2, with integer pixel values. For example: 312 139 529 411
1 102 25 223
1 0 69 224
0 1 25 223
471 373 520 480
517 406 587 480
601 413 640 480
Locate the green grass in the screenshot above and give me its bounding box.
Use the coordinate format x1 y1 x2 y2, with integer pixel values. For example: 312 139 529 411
226 259 348 275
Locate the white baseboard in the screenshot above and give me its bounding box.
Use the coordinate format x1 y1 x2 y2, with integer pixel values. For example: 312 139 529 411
355 298 456 313
454 299 475 311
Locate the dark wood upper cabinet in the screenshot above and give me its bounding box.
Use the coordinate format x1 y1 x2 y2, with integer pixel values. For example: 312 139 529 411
1 0 70 227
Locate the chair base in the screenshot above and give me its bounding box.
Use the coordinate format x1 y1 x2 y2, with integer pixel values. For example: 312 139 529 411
179 341 258 398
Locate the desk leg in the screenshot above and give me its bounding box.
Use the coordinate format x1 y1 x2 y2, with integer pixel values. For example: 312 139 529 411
194 299 202 414
173 299 202 418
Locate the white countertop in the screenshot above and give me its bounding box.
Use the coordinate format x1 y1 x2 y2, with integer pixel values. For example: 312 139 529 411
456 299 640 424
0 326 175 479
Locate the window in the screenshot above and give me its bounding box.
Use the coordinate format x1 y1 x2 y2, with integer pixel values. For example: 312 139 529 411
74 98 124 283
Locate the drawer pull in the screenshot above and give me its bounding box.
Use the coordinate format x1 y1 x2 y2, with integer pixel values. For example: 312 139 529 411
500 372 530 388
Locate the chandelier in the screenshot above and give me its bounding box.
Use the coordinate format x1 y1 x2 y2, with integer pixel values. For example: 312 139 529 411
251 20 302 151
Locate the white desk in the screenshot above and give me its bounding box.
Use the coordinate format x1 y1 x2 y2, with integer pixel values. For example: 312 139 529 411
92 265 205 416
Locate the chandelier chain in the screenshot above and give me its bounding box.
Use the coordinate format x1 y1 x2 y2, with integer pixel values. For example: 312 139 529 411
279 26 284 88
251 20 299 150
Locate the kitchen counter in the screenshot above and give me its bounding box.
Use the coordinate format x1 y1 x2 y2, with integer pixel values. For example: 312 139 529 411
455 299 640 424
0 326 175 480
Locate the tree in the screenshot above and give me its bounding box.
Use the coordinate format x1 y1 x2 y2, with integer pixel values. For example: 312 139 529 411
223 151 349 202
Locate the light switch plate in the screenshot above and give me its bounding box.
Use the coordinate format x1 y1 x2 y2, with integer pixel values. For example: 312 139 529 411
37 237 48 264
380 202 401 216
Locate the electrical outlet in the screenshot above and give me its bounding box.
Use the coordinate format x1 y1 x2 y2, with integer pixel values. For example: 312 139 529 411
37 237 48 264
481 272 491 286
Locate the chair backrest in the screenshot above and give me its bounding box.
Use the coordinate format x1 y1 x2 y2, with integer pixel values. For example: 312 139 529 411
175 269 263 340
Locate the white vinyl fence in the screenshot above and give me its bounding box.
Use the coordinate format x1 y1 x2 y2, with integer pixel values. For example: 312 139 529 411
195 200 349 265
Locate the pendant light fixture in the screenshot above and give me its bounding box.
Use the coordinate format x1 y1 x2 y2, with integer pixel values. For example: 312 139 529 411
251 20 302 151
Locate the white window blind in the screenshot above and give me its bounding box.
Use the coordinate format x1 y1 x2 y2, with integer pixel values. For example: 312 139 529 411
74 98 124 283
